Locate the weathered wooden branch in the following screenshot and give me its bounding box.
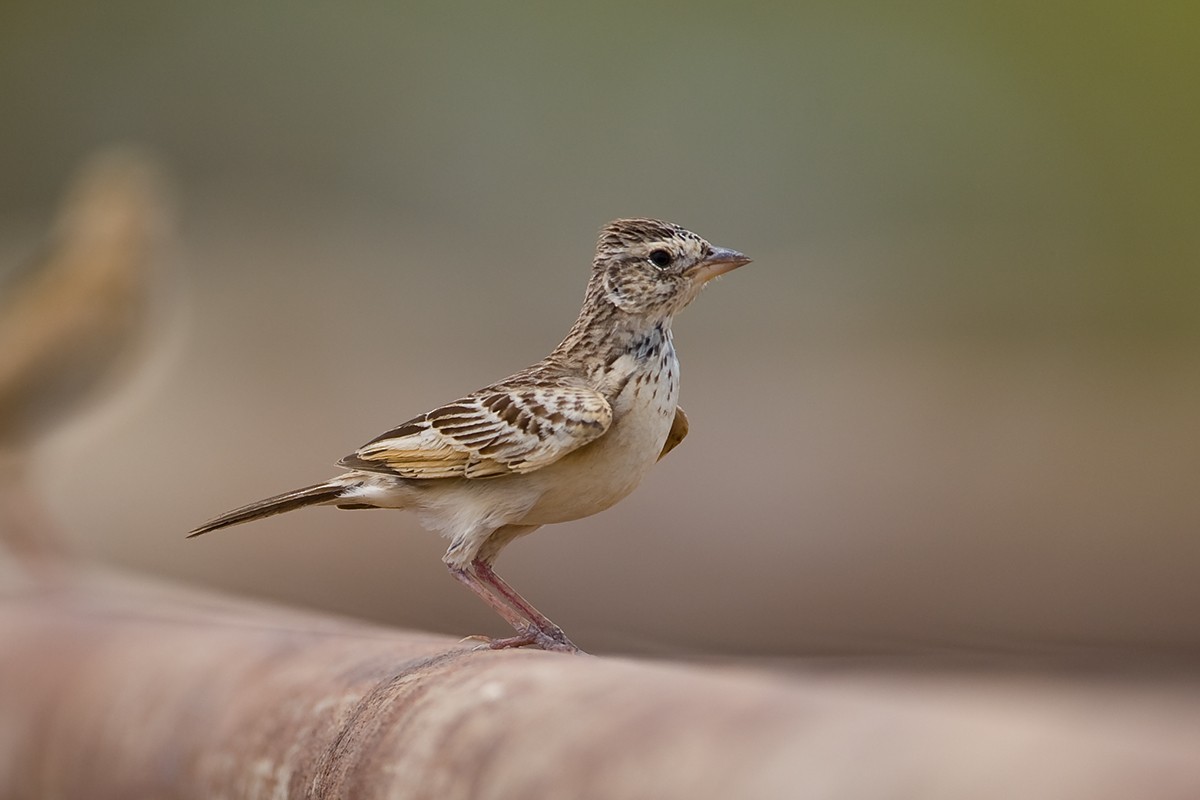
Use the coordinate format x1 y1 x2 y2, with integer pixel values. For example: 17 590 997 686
1 569 1198 799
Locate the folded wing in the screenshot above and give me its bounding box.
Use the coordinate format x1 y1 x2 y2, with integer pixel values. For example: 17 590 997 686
340 384 613 479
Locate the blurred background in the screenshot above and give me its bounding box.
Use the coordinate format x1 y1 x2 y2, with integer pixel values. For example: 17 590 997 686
0 1 1196 657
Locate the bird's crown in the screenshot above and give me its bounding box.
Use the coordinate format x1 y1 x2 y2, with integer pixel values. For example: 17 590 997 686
596 218 706 261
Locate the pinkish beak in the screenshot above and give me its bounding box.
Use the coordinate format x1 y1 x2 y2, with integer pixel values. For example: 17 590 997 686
685 246 752 284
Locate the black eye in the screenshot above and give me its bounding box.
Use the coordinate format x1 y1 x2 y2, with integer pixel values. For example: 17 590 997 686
648 249 673 269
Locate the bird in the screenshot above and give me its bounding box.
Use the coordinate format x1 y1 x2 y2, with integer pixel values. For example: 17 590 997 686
0 149 167 451
190 218 750 653
0 148 168 564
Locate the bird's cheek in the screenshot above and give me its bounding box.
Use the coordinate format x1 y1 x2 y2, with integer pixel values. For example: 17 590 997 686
673 278 704 309
600 270 634 311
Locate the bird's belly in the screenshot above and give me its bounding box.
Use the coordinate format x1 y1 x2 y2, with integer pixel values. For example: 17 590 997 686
519 380 677 525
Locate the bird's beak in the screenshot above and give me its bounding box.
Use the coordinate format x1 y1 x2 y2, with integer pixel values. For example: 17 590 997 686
685 246 752 284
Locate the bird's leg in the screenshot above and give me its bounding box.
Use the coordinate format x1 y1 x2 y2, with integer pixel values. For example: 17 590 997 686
447 565 580 653
470 559 579 652
444 525 581 653
448 566 535 637
448 566 570 651
471 524 581 652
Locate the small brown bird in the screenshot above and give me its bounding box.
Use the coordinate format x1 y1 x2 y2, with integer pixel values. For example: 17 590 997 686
0 148 167 564
0 149 166 450
191 219 750 652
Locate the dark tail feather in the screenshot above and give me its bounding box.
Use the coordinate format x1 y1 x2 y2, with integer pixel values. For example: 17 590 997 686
188 482 346 537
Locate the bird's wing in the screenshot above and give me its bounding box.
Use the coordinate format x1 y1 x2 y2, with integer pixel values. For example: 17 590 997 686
658 406 689 461
339 384 613 479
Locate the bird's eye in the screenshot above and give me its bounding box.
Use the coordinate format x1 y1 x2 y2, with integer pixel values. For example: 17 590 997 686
648 249 673 269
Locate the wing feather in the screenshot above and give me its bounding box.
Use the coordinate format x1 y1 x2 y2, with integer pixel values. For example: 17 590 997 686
339 384 613 479
658 406 689 461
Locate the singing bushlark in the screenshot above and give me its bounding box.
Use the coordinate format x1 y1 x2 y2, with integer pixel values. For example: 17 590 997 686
191 219 750 652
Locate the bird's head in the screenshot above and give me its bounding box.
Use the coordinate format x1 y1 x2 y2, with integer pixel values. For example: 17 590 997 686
592 218 750 317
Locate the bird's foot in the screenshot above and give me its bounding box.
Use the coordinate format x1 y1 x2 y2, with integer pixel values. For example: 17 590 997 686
466 624 585 654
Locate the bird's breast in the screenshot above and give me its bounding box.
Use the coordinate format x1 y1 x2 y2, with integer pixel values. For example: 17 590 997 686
518 342 679 526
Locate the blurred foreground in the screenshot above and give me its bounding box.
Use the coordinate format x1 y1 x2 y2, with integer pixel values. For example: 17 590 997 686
3 570 1198 799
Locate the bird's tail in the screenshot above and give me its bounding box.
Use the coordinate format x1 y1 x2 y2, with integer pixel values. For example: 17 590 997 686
188 480 348 537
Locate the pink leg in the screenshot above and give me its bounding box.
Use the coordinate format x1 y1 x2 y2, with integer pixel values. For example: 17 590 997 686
471 560 577 650
448 566 579 653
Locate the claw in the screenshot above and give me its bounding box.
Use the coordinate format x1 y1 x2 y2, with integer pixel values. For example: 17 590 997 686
458 633 493 645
